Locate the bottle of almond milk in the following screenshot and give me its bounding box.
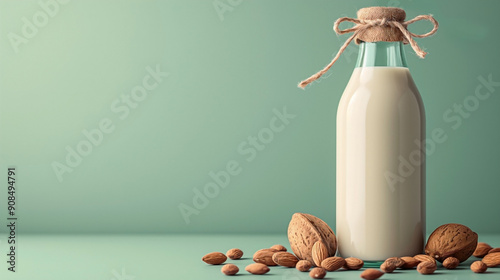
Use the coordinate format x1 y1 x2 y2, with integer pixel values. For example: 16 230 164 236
299 7 438 263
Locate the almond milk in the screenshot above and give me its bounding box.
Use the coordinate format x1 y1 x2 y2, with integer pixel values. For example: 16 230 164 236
336 67 425 261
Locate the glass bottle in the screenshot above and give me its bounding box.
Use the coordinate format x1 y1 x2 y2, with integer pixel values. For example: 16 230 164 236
336 41 425 263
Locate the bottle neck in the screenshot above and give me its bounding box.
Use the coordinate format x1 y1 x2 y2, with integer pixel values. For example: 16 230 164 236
355 41 408 68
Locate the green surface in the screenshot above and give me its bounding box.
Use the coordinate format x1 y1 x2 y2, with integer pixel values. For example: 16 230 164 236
0 0 499 236
0 234 499 279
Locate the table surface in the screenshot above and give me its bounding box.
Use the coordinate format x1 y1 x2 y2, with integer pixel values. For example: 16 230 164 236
0 234 498 279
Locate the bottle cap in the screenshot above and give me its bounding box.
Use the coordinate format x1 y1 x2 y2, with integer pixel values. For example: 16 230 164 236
356 7 407 43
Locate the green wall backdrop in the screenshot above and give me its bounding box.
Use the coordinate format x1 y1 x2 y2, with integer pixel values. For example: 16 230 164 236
0 0 499 235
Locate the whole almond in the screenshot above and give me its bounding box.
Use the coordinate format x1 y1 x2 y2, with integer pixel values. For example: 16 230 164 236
489 247 500 254
245 263 270 275
380 261 397 273
226 248 243 260
417 261 437 274
482 252 500 267
309 267 326 279
414 254 436 264
312 241 329 267
343 257 364 270
272 252 299 268
296 260 312 272
253 249 278 266
360 269 384 280
385 257 405 268
321 256 345 271
202 252 227 265
271 244 287 252
473 242 493 258
221 264 239 275
425 223 478 262
401 256 419 269
442 256 459 269
471 261 487 273
288 213 337 264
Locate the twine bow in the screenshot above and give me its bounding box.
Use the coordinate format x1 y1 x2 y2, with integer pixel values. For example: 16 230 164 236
298 15 438 89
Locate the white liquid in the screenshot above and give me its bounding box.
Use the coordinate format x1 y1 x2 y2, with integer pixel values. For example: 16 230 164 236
336 67 425 261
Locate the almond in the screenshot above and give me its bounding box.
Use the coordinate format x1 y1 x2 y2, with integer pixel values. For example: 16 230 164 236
482 252 500 267
442 256 459 269
253 249 278 266
296 260 312 272
226 248 243 260
272 252 299 268
417 261 436 274
425 223 478 262
202 252 227 265
343 257 364 270
380 261 397 273
489 247 500 254
221 264 239 275
414 254 436 264
312 241 329 267
401 256 419 269
287 213 337 264
309 267 326 279
271 244 287 252
473 242 493 258
320 256 345 271
245 263 270 275
360 269 384 280
385 257 404 268
470 261 487 273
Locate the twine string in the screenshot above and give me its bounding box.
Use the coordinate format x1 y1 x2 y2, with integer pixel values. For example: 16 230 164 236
298 15 438 89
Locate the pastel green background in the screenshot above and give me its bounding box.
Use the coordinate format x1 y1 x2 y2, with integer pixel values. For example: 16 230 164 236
0 0 499 236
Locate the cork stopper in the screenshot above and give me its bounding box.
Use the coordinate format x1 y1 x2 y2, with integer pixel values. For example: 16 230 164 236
355 7 407 44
